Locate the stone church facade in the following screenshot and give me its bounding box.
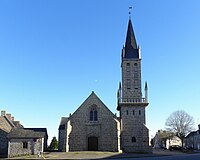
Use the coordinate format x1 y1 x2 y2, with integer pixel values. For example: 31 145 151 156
58 92 120 152
58 17 151 153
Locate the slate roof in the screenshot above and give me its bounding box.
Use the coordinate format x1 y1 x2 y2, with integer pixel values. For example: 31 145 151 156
185 131 197 138
12 121 24 128
124 19 139 59
7 128 45 139
24 128 48 137
3 116 15 128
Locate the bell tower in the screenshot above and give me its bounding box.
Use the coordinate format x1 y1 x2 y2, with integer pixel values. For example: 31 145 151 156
117 15 151 153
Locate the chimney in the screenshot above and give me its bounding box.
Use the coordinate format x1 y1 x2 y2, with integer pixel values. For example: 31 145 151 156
1 110 6 116
11 117 15 121
6 114 12 121
198 124 200 131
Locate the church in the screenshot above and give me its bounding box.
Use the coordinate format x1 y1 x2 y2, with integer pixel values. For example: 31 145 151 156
58 16 151 153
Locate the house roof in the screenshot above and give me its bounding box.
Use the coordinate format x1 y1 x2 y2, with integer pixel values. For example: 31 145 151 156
185 131 197 138
7 128 45 139
3 116 15 128
24 128 48 138
12 121 24 128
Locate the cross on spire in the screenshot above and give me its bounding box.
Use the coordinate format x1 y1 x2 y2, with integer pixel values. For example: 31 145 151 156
129 6 132 19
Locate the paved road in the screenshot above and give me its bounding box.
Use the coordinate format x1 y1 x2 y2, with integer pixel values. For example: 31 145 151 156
8 150 200 159
105 153 200 160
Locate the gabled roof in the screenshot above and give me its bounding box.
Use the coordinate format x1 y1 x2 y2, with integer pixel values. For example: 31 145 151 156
185 131 198 138
71 91 117 118
24 128 48 138
124 19 139 59
7 128 45 139
3 116 15 128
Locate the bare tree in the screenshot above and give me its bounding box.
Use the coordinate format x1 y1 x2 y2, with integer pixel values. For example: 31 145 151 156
165 110 195 147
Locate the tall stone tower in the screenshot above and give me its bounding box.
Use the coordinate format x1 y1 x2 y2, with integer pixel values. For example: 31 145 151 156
117 17 151 153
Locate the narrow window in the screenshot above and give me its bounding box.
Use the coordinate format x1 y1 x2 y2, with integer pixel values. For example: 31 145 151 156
127 63 130 72
126 110 129 115
127 79 131 89
90 110 93 121
126 70 130 77
134 63 138 72
132 137 136 143
132 110 135 115
94 110 98 121
139 110 141 115
90 107 98 121
23 142 28 149
134 72 138 80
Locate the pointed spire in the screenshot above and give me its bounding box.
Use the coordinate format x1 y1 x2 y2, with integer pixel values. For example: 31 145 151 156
124 17 139 59
125 19 137 49
145 82 148 103
145 81 148 90
121 45 125 59
118 82 122 98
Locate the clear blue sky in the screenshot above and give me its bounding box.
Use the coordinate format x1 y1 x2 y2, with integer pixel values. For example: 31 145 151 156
1 0 200 143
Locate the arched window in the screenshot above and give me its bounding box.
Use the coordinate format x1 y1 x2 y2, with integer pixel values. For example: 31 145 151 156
127 79 131 89
134 63 138 72
132 137 136 143
132 110 135 115
94 110 98 121
90 110 93 121
90 105 98 121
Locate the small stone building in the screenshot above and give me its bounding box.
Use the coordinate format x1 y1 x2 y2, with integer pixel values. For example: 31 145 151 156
7 128 48 158
59 92 120 152
24 128 48 152
0 110 23 157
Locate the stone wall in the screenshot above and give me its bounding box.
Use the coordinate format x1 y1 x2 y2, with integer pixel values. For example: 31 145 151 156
0 129 8 157
58 128 66 151
120 105 151 153
0 116 13 157
66 120 72 152
121 59 142 99
58 117 71 152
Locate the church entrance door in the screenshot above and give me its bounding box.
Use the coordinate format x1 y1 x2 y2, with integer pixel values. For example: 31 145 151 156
88 137 98 151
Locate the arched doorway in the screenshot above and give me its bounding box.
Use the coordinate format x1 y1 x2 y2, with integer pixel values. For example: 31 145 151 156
88 137 98 151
